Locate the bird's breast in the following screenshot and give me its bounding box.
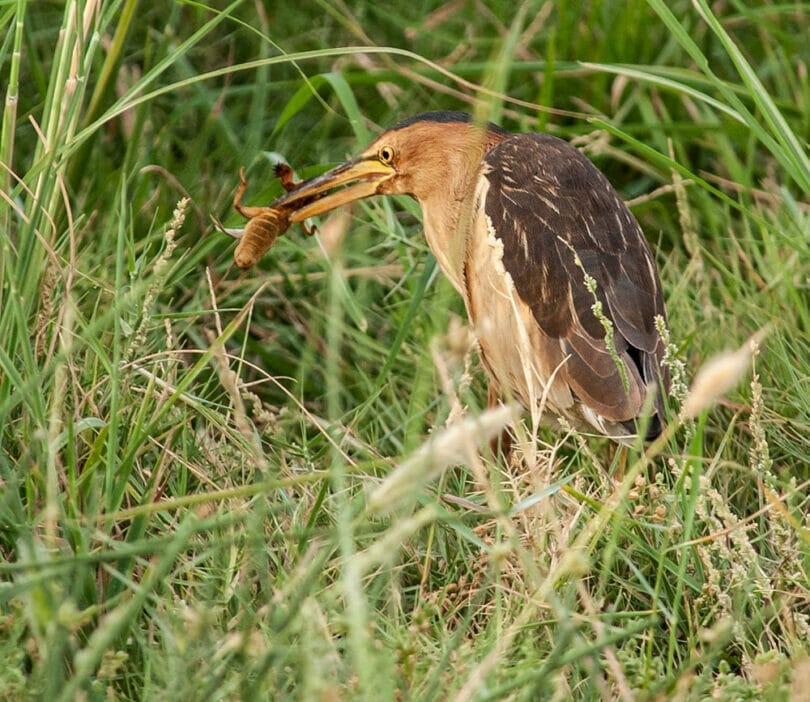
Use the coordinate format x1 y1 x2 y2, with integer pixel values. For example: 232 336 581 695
419 190 478 296
462 176 575 420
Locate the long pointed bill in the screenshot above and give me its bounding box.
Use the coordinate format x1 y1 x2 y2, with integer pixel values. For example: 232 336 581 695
270 157 395 223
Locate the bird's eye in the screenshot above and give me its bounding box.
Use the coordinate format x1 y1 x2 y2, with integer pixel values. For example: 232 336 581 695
378 145 395 164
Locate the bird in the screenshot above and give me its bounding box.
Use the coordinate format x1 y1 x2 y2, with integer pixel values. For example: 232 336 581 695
267 111 669 443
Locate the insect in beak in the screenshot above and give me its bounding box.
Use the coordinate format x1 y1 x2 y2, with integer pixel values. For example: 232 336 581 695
228 164 318 269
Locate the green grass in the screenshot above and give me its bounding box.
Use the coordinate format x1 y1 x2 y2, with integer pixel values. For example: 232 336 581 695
1 0 809 699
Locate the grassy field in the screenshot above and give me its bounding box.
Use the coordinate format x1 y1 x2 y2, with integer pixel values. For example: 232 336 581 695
1 1 809 699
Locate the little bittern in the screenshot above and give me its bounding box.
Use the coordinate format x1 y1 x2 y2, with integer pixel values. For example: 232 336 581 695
265 111 669 442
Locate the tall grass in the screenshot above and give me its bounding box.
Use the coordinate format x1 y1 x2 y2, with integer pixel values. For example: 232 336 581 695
1 1 808 699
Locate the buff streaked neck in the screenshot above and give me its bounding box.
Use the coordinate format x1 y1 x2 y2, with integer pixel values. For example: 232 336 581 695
378 117 507 292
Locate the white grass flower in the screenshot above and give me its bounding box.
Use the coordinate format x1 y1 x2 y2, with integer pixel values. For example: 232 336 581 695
367 403 518 514
681 329 767 419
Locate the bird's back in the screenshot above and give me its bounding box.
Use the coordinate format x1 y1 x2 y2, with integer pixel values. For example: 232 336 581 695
464 132 668 441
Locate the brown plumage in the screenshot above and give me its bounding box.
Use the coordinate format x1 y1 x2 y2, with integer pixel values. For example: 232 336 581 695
475 133 667 437
260 111 669 442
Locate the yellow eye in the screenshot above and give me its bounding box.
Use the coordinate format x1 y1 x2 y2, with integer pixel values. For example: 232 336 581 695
378 145 395 164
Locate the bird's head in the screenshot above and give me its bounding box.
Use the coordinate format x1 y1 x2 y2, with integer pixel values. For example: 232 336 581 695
274 111 508 223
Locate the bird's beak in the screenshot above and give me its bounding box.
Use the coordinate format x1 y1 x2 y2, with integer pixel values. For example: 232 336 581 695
271 157 395 223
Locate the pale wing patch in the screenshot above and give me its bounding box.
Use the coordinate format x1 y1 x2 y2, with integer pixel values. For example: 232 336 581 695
466 178 575 427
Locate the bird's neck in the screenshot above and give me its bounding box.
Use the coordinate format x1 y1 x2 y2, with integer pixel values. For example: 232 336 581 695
419 185 478 295
412 128 506 295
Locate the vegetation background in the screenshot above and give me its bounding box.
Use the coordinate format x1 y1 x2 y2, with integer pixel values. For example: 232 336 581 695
1 0 808 699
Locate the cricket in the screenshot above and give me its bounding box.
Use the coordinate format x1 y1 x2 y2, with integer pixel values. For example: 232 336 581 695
230 163 316 269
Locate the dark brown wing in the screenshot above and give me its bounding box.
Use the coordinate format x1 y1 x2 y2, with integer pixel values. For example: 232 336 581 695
483 133 668 429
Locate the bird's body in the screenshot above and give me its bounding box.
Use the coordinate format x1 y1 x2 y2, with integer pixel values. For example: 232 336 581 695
267 111 669 442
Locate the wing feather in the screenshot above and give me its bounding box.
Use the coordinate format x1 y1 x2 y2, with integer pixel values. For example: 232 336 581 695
482 133 668 424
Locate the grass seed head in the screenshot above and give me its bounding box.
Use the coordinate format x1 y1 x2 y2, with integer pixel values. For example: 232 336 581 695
682 330 767 419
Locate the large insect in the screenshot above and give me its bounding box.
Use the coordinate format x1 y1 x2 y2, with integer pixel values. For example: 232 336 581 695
230 164 316 269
